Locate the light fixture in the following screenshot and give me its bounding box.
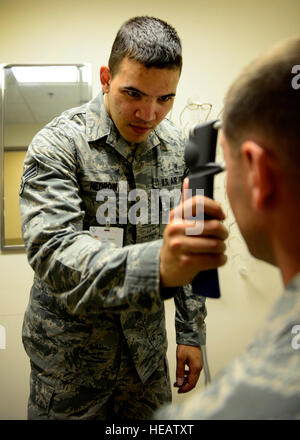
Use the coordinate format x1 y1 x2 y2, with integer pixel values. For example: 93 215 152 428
11 66 81 83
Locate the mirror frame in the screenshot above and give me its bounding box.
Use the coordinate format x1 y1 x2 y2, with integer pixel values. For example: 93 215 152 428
0 63 92 252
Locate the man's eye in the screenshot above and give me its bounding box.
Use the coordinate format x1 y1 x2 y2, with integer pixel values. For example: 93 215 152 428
159 96 173 103
126 90 140 98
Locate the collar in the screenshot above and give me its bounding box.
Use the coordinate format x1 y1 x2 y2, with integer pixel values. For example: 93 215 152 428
286 271 300 293
86 92 112 142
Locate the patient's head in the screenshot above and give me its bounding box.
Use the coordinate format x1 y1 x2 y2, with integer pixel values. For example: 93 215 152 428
223 37 300 176
221 37 300 273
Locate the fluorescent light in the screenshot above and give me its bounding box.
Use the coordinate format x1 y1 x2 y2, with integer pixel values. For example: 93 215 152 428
11 66 81 83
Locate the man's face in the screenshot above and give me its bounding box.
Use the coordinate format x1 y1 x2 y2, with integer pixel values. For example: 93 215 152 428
221 132 260 259
100 57 180 143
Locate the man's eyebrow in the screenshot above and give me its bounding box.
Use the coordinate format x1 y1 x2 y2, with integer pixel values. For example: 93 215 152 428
122 86 176 98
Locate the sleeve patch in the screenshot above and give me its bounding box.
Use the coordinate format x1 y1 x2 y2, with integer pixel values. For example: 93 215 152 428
19 163 38 195
23 163 37 181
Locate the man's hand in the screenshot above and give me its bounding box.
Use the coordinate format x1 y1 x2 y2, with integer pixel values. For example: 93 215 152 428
174 345 202 393
160 180 228 288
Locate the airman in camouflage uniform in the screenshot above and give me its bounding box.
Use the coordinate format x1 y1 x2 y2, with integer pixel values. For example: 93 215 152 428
157 37 300 420
20 90 208 419
19 17 223 420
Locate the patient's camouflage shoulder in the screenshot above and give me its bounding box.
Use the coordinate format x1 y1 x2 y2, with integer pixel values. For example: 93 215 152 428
157 275 300 420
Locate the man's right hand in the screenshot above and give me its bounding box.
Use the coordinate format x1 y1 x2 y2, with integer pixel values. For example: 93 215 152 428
160 181 228 288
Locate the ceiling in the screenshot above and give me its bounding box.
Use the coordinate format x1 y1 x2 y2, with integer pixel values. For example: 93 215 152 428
3 66 91 125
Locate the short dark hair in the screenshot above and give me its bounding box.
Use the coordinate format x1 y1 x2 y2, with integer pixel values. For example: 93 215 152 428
223 37 300 167
108 16 182 77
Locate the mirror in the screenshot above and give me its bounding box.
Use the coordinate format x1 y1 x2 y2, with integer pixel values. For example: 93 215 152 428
0 64 92 251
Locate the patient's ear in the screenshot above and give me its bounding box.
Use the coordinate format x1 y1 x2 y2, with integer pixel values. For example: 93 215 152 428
241 141 275 210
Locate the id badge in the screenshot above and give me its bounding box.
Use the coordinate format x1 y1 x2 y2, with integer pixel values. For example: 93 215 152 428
89 226 124 247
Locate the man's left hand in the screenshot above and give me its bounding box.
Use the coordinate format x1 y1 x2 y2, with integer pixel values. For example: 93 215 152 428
174 344 202 393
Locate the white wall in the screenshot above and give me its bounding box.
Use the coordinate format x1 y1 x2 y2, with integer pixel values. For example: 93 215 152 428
0 0 299 420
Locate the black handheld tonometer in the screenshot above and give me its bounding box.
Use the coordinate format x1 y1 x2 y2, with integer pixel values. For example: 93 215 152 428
184 120 224 298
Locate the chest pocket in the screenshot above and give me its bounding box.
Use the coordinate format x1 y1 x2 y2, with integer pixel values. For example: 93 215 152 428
79 173 123 228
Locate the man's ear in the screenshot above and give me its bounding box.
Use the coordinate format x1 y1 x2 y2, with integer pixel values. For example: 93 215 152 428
241 141 275 210
100 66 111 93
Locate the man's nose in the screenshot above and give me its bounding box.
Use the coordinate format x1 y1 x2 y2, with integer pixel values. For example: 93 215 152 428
135 99 157 122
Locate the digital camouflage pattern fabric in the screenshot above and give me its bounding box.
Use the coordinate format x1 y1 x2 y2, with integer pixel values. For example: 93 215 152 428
27 342 172 419
20 92 207 418
157 272 300 420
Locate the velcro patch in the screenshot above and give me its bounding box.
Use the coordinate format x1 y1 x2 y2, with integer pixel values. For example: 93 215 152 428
19 163 38 195
23 163 37 182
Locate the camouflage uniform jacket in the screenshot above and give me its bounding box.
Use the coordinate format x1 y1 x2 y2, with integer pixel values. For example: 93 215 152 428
157 272 300 419
20 92 207 389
